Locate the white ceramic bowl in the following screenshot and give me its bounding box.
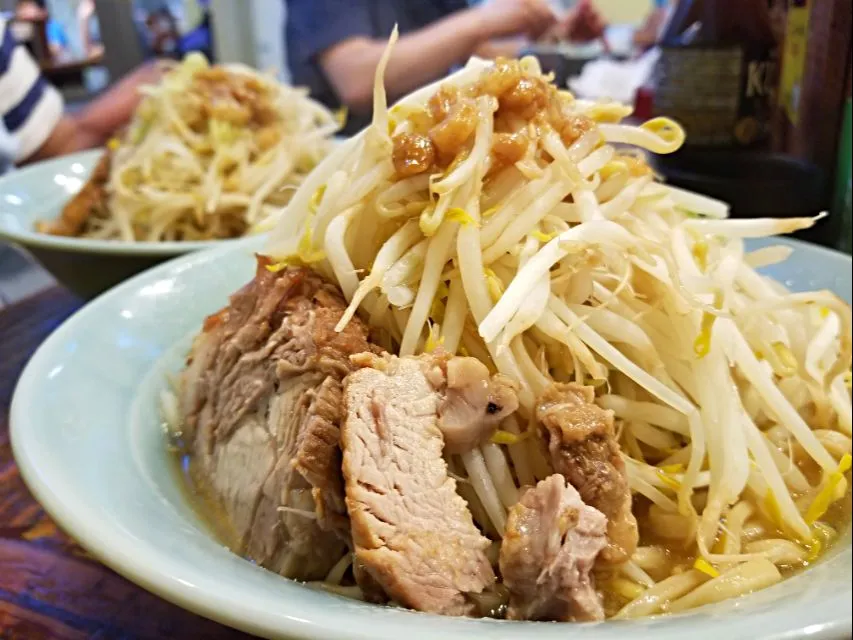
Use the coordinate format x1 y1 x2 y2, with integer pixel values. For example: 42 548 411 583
10 235 853 640
0 150 242 299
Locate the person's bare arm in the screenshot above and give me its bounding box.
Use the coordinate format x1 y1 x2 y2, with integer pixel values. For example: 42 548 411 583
48 42 66 61
25 62 161 164
319 0 554 112
475 0 608 62
78 1 93 54
474 37 527 60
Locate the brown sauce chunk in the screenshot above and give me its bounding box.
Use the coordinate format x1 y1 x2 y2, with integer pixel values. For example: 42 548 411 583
392 133 436 177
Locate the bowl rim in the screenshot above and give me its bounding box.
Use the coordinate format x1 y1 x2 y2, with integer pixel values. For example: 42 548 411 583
9 235 853 640
0 149 251 257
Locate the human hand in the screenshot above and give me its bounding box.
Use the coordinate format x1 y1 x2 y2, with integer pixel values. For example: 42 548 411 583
558 0 607 43
633 7 666 50
477 0 557 41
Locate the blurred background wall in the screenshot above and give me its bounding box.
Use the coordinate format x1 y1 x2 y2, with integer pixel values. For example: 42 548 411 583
209 0 288 80
588 0 651 25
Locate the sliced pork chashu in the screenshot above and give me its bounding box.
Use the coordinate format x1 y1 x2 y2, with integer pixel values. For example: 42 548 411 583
500 474 607 621
179 259 374 580
341 353 517 615
536 383 639 564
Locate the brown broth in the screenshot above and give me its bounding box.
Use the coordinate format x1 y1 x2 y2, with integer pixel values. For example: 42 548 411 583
605 483 853 615
167 422 851 619
168 443 241 553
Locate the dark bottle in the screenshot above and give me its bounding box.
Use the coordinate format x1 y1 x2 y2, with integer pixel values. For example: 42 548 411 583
652 0 781 148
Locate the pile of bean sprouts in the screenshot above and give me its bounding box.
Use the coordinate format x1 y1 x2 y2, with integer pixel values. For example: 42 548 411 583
262 36 852 617
89 54 339 242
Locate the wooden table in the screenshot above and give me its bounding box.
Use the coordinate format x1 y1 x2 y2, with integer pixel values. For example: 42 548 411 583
0 287 253 639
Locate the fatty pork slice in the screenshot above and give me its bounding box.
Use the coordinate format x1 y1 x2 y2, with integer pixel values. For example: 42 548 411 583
500 474 607 621
536 383 639 564
341 353 512 616
437 356 519 453
179 259 374 580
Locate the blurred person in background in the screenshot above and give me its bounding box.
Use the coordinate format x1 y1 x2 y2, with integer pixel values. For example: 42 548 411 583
632 0 784 53
15 0 70 61
286 0 606 133
539 0 606 43
179 0 214 60
633 0 672 51
0 18 159 173
143 6 181 58
77 0 104 57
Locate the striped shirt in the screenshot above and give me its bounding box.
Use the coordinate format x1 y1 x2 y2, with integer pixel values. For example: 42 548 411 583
0 18 64 169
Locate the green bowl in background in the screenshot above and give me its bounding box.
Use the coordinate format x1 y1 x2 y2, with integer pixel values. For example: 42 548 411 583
0 150 246 299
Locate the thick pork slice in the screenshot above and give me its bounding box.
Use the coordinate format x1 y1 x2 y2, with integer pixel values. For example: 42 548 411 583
342 353 506 616
536 383 638 564
500 474 607 621
179 259 374 580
